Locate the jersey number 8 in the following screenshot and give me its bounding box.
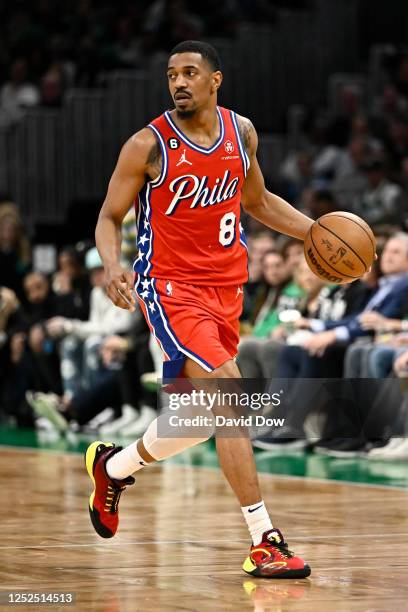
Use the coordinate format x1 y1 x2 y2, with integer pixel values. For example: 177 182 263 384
219 212 236 247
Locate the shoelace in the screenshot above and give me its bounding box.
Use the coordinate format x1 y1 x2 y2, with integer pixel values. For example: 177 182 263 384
264 539 294 559
105 484 126 513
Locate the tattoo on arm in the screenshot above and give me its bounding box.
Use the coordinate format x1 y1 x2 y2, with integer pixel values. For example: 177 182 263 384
146 141 162 178
238 117 254 155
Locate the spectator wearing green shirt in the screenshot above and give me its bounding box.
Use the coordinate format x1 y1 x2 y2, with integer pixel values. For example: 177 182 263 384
238 255 323 378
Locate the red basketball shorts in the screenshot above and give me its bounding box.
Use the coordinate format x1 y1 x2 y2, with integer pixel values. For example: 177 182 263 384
135 275 244 378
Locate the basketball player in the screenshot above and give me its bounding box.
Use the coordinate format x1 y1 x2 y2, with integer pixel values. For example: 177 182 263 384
86 41 313 579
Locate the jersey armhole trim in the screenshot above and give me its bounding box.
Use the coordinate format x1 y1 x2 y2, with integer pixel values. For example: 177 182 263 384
147 124 168 188
230 111 250 176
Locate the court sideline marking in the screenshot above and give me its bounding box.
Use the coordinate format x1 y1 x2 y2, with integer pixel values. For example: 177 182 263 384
1 443 408 491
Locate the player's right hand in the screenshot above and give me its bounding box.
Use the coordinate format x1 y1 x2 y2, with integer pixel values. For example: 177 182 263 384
105 264 136 311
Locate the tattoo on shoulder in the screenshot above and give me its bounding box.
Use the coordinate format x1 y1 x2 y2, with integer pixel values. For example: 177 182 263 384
147 142 161 168
146 141 162 178
237 117 254 154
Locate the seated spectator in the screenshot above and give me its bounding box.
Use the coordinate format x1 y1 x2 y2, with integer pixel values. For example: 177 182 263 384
112 17 144 68
40 66 64 107
7 272 63 420
251 250 304 337
255 233 408 453
45 247 133 399
305 189 338 220
0 202 31 299
312 141 349 186
372 84 408 123
343 310 408 379
241 232 276 323
279 149 314 205
143 0 204 52
0 58 40 126
0 287 26 423
354 157 405 226
355 350 408 460
52 246 91 320
350 114 383 152
331 137 370 210
26 311 157 438
385 115 408 169
238 256 323 379
280 237 304 275
278 233 408 377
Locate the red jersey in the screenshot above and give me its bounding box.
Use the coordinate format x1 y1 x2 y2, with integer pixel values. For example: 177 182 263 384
133 106 249 286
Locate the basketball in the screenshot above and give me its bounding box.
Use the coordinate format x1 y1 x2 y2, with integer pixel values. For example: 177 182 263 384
304 212 376 284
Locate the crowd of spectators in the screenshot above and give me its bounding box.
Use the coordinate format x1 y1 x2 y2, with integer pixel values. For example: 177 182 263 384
236 45 408 460
2 12 408 460
233 46 408 459
2 190 408 461
0 203 156 438
279 47 408 229
0 0 307 127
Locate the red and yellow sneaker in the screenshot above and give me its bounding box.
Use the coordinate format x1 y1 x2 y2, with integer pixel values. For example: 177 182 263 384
85 441 135 539
242 529 311 579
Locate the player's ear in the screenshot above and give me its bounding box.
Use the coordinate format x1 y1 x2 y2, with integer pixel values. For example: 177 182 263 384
212 71 223 93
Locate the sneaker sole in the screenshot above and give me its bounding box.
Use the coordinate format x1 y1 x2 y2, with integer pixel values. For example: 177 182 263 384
243 556 311 579
84 441 115 539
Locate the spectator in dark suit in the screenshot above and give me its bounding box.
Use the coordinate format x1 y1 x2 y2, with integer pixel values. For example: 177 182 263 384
253 233 408 452
277 233 408 379
8 272 63 398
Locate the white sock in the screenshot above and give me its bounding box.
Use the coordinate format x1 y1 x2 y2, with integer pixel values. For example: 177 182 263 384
241 500 273 546
105 440 148 480
105 407 214 480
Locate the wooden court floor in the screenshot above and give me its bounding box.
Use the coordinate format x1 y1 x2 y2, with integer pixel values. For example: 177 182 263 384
1 447 408 611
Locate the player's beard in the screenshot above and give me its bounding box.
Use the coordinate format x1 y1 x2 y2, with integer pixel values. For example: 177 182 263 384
176 107 196 119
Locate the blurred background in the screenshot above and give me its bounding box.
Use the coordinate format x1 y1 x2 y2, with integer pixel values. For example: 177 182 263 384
1 0 408 236
2 0 408 465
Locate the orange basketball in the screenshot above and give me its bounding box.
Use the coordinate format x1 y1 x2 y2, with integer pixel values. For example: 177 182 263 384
304 211 376 284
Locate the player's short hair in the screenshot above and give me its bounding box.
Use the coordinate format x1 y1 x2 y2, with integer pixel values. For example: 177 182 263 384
169 40 221 72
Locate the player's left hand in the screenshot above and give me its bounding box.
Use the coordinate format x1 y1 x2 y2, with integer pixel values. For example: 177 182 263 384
302 330 336 357
105 264 136 312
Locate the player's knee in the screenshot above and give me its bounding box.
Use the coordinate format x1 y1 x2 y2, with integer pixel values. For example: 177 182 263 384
174 402 215 440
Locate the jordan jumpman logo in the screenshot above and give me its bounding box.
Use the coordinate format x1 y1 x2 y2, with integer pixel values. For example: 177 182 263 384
176 149 192 166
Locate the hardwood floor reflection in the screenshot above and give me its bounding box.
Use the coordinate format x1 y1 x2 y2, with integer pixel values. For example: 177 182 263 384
1 448 407 611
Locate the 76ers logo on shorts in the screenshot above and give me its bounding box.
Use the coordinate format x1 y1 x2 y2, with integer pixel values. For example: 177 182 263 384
224 140 234 154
